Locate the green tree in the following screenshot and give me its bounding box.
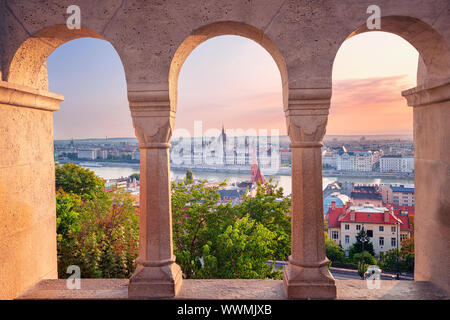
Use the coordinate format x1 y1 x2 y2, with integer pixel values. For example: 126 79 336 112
171 179 287 279
235 181 291 260
129 173 140 181
378 249 399 272
56 190 139 278
171 179 232 278
186 169 193 184
325 241 346 265
353 252 377 278
348 228 375 258
213 216 280 279
56 164 139 278
352 251 377 266
55 163 105 198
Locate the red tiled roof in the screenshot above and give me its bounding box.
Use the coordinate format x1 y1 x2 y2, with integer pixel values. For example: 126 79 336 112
396 214 410 231
339 210 400 225
393 205 415 216
327 207 344 228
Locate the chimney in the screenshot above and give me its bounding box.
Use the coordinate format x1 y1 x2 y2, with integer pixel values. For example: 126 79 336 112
331 201 336 209
350 210 355 221
384 210 390 223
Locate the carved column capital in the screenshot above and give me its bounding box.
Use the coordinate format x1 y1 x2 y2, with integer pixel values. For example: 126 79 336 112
128 83 175 149
284 88 331 147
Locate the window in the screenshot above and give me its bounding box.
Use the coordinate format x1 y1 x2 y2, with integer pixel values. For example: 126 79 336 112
391 237 397 247
345 235 350 244
345 224 349 230
367 230 373 237
379 226 384 232
379 237 384 246
356 225 361 231
400 234 407 241
391 226 396 233
332 231 339 240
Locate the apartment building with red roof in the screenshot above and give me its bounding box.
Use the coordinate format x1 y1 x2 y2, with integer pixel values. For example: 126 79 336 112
326 201 412 256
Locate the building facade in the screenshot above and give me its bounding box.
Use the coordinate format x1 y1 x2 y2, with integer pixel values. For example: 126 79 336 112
327 204 411 256
380 156 414 173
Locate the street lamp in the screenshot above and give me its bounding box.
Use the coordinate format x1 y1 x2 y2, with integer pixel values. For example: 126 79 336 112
361 225 367 278
396 221 400 280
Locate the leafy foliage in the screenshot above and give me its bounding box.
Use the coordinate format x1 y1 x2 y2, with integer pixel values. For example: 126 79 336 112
171 178 289 279
348 228 375 258
352 251 377 266
129 173 140 181
56 164 139 278
234 181 291 260
379 239 414 272
325 240 346 265
185 169 193 184
55 163 105 198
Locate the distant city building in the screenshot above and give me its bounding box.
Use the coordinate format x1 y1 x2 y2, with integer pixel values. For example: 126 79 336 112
354 151 375 172
77 149 97 160
280 148 292 166
351 185 383 207
250 148 266 184
170 125 277 169
323 181 354 198
98 150 108 159
323 192 350 214
380 155 414 173
322 150 337 169
336 152 354 171
132 149 140 160
336 151 376 172
380 184 415 206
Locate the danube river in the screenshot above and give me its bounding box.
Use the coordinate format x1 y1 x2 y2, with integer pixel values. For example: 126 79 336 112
82 164 414 195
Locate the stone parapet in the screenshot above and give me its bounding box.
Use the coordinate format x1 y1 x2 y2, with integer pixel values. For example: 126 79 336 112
0 81 63 111
402 78 450 107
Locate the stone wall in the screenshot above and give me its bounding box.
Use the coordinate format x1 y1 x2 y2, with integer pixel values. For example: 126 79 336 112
0 82 62 299
0 0 448 298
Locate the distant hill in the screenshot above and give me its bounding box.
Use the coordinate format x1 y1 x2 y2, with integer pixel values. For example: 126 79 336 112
54 134 413 145
54 137 138 145
323 134 413 142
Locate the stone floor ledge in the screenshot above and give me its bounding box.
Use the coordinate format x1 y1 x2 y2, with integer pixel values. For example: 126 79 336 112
15 279 450 300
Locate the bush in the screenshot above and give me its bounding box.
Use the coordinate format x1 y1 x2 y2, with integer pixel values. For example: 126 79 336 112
56 163 105 198
325 241 346 264
379 249 414 272
171 179 290 279
352 251 377 266
357 261 368 278
56 164 139 278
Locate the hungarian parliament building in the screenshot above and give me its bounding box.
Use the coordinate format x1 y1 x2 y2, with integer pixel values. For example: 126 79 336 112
169 125 281 170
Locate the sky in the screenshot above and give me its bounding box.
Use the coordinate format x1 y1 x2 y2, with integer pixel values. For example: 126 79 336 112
48 31 418 140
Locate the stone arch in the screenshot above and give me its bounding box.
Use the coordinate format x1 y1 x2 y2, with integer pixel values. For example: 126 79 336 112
343 16 450 83
6 24 124 90
330 15 450 293
168 21 289 113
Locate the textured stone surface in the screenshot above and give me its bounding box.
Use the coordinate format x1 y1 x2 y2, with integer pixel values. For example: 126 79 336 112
0 82 63 299
15 279 450 300
0 0 449 299
402 80 450 294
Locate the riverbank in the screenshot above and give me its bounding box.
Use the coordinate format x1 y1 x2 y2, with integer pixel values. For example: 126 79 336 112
63 159 414 180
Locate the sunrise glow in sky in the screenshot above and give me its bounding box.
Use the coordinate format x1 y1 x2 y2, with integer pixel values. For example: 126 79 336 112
48 32 418 140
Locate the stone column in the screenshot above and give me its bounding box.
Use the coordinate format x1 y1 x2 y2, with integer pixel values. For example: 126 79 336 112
283 88 336 299
0 81 63 299
402 79 450 294
127 84 182 298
